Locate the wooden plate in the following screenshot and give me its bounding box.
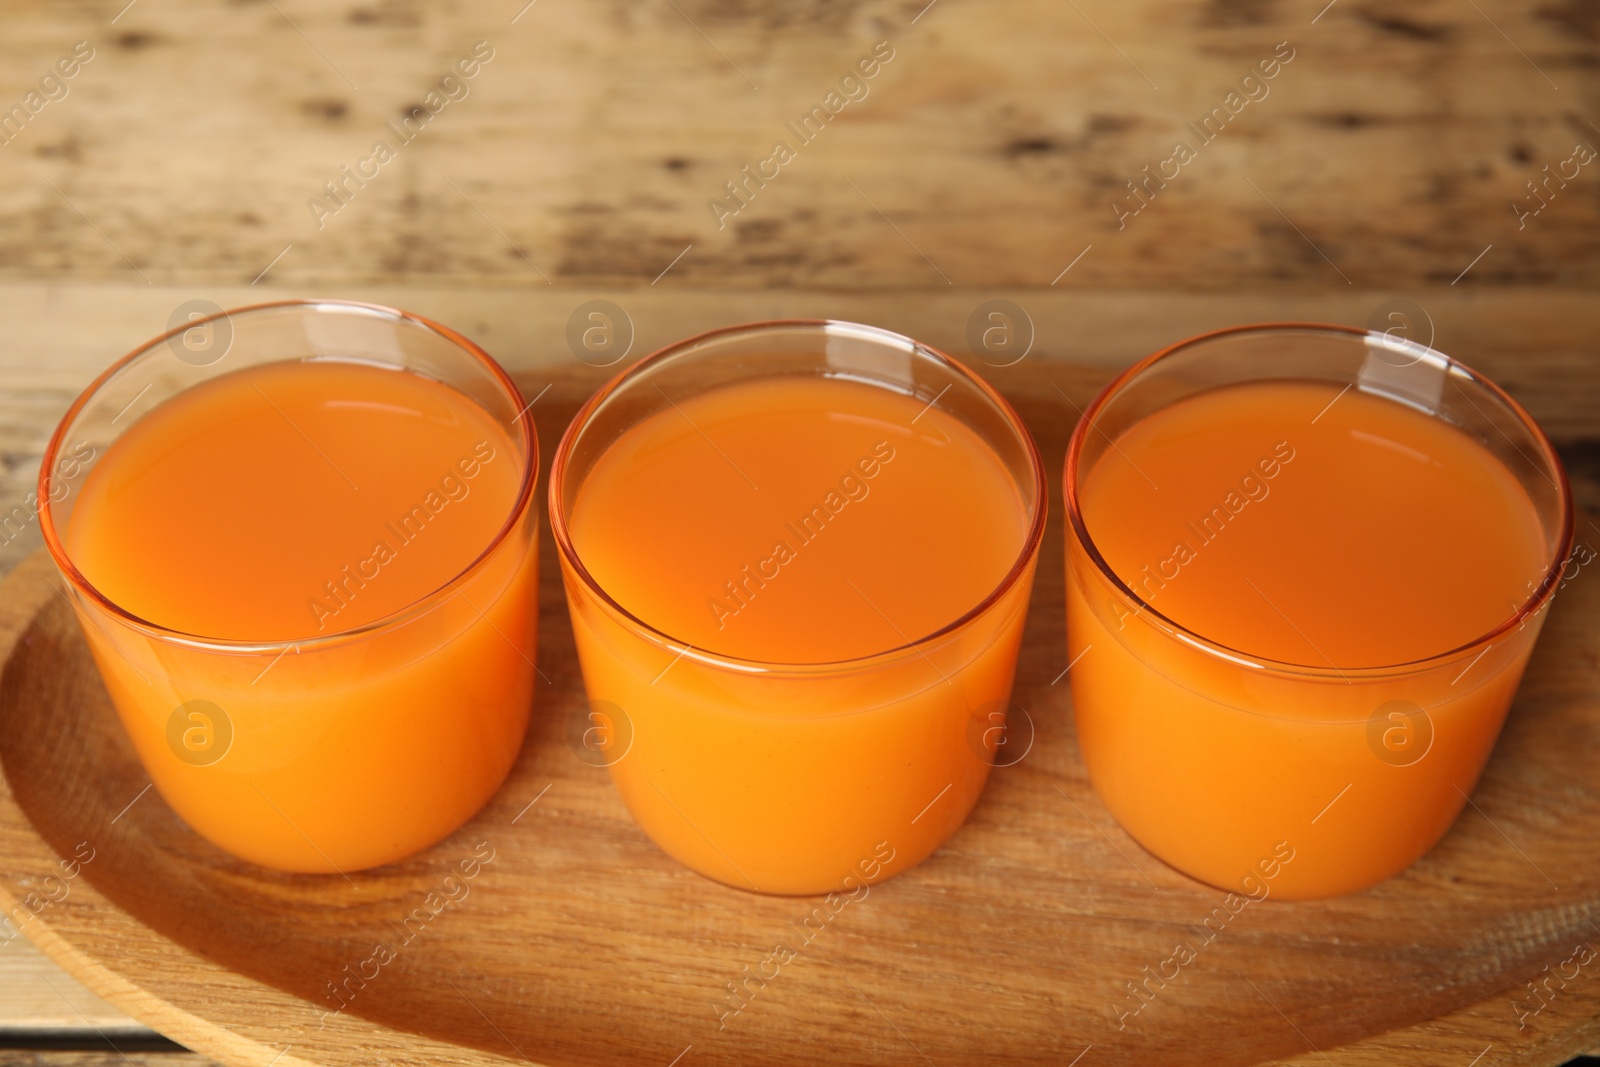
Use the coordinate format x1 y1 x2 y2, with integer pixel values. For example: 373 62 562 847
3 374 1599 1067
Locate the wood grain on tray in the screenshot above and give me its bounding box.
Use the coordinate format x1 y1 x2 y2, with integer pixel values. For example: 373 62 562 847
0 367 1598 1067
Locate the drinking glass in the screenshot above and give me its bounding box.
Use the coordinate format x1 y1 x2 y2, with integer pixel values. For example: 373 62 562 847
550 320 1047 895
1064 324 1573 899
39 300 539 873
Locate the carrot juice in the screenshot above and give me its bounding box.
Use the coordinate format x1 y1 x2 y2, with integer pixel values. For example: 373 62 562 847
569 377 1023 662
1065 326 1571 899
42 303 539 873
552 322 1046 895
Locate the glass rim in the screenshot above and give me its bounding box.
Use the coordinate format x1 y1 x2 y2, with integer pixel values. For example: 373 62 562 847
38 298 540 654
1064 321 1576 679
548 317 1049 675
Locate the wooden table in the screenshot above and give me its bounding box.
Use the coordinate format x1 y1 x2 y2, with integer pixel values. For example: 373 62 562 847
1 0 1597 1062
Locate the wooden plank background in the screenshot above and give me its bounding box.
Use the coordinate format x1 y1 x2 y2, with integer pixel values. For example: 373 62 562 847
0 945 150 1036
0 0 1596 1062
0 0 1595 289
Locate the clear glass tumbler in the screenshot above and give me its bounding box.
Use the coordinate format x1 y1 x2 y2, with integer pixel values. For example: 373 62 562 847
550 320 1047 895
1064 324 1573 899
39 300 539 873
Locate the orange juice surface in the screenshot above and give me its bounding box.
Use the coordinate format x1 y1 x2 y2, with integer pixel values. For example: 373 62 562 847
69 359 520 640
564 374 1033 893
1080 380 1545 667
1069 379 1552 898
65 359 536 872
572 376 1026 662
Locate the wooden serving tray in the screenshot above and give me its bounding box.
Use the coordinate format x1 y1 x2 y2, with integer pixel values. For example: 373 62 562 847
2 375 1599 1067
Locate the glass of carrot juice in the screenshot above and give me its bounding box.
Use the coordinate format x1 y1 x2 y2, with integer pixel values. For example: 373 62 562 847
1064 323 1573 899
550 320 1046 895
40 300 539 873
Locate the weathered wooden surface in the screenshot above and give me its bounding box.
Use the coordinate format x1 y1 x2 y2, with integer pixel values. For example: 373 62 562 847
0 1 1596 289
2 362 1600 1067
0 942 136 1034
